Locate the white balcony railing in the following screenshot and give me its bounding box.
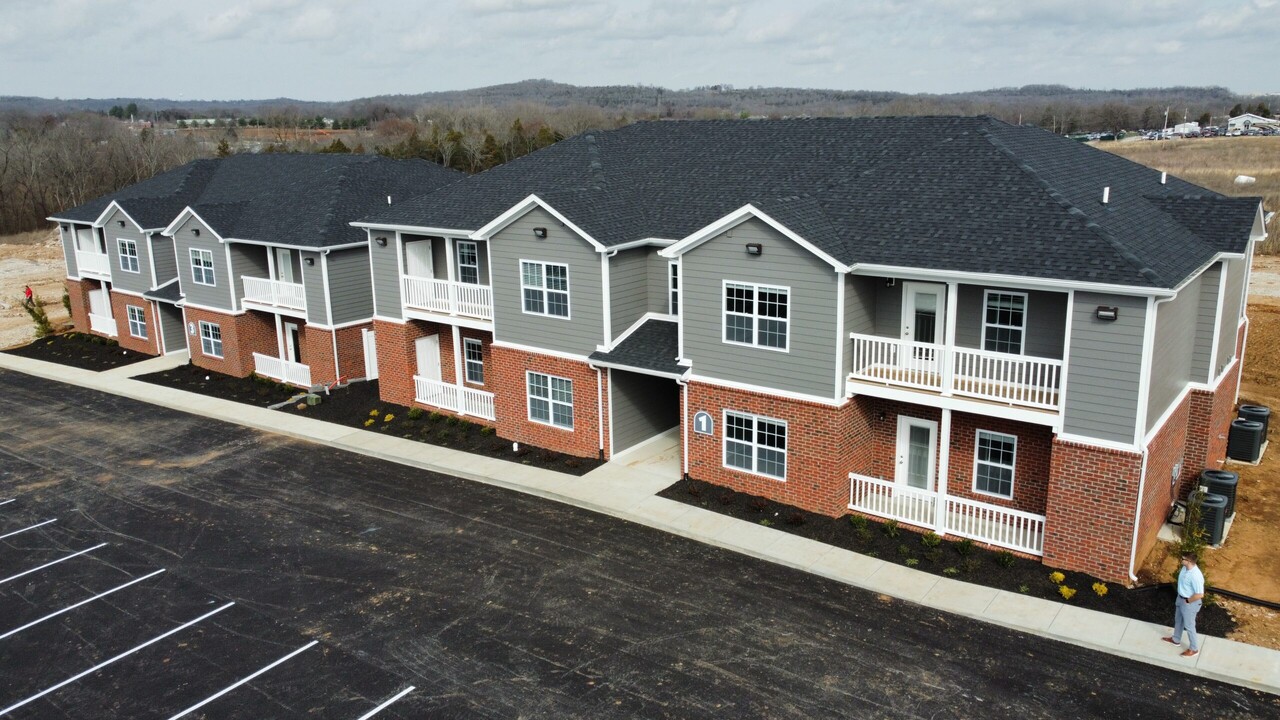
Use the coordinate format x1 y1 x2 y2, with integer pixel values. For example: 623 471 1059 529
253 352 312 387
402 277 493 321
849 473 1046 556
848 333 1062 411
242 276 307 312
88 313 117 337
76 250 112 278
413 375 496 421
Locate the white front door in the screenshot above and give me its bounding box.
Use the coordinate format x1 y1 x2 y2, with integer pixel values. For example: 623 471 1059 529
283 322 301 363
362 329 378 380
405 240 434 278
88 286 111 319
901 281 946 373
415 334 441 381
275 248 295 283
895 416 938 491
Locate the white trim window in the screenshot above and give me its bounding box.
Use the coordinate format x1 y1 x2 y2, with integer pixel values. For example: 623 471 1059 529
983 291 1026 355
457 241 480 285
199 321 223 358
117 239 140 273
724 281 789 350
724 410 787 479
520 260 569 318
126 305 147 339
190 248 216 286
669 261 679 315
973 430 1017 498
464 338 484 385
527 371 573 429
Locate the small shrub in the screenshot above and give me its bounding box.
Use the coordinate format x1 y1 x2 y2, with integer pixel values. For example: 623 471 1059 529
407 407 424 420
882 519 900 538
447 416 461 426
924 548 943 564
942 567 959 577
995 551 1015 568
480 426 495 435
435 429 452 442
61 291 71 318
1018 584 1030 594
1058 585 1077 600
1048 571 1065 585
855 526 874 545
514 445 530 457
905 558 920 567
848 514 868 530
921 532 942 548
954 538 974 557
785 511 806 526
363 419 374 427
865 550 879 558
750 498 769 512
383 414 395 423
1179 493 1208 566
960 557 980 574
759 518 774 527
428 411 444 422
368 409 380 417
24 295 53 338
1092 582 1108 597
897 544 912 557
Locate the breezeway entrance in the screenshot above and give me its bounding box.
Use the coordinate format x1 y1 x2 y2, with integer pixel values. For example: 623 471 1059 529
609 369 680 456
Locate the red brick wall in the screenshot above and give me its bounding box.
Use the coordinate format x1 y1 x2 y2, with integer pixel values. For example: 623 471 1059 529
108 292 160 355
1042 438 1143 582
947 412 1053 516
184 306 276 377
1135 393 1192 568
64 278 93 335
491 346 605 459
372 319 441 408
459 328 493 391
298 323 373 387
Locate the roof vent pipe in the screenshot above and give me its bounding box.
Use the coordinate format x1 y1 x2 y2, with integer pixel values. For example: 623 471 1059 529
1160 171 1167 185
1102 186 1110 204
387 195 392 205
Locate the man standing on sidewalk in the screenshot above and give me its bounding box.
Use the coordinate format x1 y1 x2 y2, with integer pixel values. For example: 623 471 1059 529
1163 553 1205 658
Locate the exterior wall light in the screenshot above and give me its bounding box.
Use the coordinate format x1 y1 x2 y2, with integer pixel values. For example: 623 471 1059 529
117 220 126 227
304 257 315 266
533 227 548 239
745 243 762 255
1096 306 1118 321
191 228 200 237
375 236 388 246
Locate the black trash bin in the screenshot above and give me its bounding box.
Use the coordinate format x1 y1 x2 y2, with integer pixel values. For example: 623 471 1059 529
1201 469 1238 518
1197 492 1228 546
1239 405 1270 437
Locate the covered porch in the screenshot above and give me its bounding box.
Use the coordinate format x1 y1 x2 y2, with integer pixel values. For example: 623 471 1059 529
400 234 493 324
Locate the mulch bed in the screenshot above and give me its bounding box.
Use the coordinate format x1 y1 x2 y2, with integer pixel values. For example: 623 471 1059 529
278 380 603 476
135 363 300 406
659 476 1236 635
3 332 151 371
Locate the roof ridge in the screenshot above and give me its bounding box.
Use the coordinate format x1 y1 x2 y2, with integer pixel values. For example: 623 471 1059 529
978 124 1165 287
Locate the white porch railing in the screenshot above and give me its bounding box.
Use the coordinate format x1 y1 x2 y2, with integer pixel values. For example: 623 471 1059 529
848 333 1062 411
88 313 117 336
402 277 493 321
242 276 307 312
849 473 1046 556
76 250 111 278
253 352 312 387
413 375 496 420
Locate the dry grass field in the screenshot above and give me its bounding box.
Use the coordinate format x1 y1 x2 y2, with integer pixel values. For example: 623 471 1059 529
1098 136 1280 253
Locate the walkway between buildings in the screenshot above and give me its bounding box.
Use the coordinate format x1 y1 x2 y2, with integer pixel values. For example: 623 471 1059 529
0 350 1276 696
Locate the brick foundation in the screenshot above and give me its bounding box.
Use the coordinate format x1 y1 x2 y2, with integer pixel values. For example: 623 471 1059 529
491 346 605 459
108 292 160 356
371 320 497 426
184 306 277 378
1042 439 1143 582
65 278 98 337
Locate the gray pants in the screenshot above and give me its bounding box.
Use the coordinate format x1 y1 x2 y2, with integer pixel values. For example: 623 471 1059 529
1173 596 1201 651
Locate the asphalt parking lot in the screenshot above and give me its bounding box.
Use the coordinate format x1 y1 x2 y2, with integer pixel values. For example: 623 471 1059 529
0 370 1277 719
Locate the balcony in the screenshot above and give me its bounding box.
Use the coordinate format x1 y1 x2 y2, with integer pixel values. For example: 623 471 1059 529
88 313 117 337
849 474 1046 555
848 333 1062 412
253 353 312 388
242 276 307 314
403 277 492 323
413 375 496 421
76 250 112 279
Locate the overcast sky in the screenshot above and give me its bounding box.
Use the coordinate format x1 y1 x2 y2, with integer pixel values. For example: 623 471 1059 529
3 0 1277 101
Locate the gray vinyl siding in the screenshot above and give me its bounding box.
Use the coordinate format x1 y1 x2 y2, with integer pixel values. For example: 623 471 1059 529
60 225 78 277
327 247 375 325
102 208 149 294
491 207 603 355
648 252 673 315
683 218 839 398
954 286 1067 359
1062 292 1147 445
1216 257 1246 375
431 238 448 279
301 250 327 324
610 370 680 453
874 281 904 337
1191 263 1221 382
157 303 185 354
172 216 233 310
1146 278 1200 431
151 235 177 285
843 274 877 376
229 244 269 313
609 247 649 340
369 231 402 318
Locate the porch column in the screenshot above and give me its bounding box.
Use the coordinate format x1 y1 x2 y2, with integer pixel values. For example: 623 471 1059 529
451 325 464 389
934 407 952 536
941 281 959 396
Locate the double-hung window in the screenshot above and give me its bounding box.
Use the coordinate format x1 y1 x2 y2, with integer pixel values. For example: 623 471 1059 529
527 371 573 429
457 241 480 285
983 291 1026 354
724 281 788 350
668 261 679 315
724 411 787 479
190 248 215 286
464 338 484 385
126 305 147 339
118 239 140 273
520 260 569 318
199 321 223 358
974 430 1016 498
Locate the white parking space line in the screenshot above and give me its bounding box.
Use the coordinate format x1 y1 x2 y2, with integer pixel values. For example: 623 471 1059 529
0 499 14 508
0 602 235 717
165 640 319 720
356 686 417 719
0 569 167 640
0 543 107 586
0 518 56 540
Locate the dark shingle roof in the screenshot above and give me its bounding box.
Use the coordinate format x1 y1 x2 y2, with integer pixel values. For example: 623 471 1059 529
588 319 682 377
143 278 182 304
362 117 1260 289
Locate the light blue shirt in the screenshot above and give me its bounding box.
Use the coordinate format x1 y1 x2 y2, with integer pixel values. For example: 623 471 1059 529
1177 564 1205 599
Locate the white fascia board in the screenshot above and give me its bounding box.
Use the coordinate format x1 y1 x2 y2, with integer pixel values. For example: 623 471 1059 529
659 204 849 272
470 194 607 252
225 237 368 252
848 263 1177 298
91 200 143 231
348 221 477 236
607 237 677 251
162 207 225 242
588 359 688 381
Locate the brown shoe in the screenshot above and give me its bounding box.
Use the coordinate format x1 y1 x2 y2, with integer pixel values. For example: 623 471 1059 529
1161 637 1179 645
1180 649 1199 658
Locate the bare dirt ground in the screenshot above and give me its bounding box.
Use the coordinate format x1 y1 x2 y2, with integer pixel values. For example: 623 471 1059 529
0 230 70 349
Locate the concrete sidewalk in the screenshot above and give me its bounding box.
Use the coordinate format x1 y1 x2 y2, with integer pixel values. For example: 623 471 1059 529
1 351 1277 696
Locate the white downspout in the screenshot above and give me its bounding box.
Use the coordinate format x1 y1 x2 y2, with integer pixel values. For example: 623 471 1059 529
589 363 605 460
676 375 690 478
322 249 340 384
